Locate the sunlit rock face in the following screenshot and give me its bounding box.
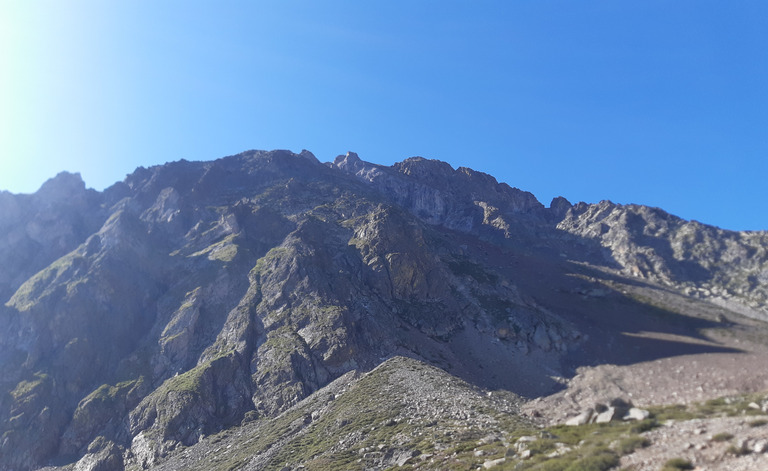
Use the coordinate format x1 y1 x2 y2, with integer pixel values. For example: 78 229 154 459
0 149 766 470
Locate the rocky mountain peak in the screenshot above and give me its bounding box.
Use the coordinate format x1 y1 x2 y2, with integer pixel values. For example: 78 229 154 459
298 149 319 163
1 149 767 471
549 196 573 219
393 156 456 180
331 150 364 172
34 171 88 202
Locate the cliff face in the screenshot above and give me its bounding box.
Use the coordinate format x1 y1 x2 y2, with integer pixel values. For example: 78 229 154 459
0 149 765 470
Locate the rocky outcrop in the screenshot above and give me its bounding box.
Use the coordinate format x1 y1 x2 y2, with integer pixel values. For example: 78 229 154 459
558 201 768 317
332 152 543 234
72 437 124 471
126 352 252 467
564 398 649 426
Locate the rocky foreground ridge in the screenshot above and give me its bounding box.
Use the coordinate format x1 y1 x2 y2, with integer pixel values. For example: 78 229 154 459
0 149 767 470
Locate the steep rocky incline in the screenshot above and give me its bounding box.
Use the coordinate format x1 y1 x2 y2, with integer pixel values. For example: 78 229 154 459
148 356 528 471
0 149 766 470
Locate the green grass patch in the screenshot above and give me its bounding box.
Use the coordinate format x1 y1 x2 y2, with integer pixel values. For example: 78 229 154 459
522 445 618 471
648 404 697 422
84 377 144 403
516 419 651 471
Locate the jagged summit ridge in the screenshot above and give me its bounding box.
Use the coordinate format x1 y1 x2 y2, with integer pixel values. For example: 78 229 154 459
331 151 545 232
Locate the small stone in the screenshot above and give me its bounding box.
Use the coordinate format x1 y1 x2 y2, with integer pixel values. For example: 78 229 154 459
752 439 768 453
483 457 506 468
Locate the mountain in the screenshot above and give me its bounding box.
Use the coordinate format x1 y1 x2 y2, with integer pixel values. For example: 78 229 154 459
0 149 766 471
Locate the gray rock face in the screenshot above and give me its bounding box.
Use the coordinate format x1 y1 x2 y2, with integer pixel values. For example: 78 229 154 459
332 153 543 233
557 201 768 317
0 149 765 470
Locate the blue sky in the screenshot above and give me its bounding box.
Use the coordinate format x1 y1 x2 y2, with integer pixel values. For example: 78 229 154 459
1 1 766 231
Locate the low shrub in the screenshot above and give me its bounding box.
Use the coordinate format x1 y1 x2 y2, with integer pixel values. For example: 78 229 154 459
726 444 749 456
711 432 733 442
662 457 694 470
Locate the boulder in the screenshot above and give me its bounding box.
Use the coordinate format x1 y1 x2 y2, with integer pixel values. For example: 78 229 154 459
752 439 768 454
595 407 619 424
591 398 632 424
565 409 594 426
623 407 650 421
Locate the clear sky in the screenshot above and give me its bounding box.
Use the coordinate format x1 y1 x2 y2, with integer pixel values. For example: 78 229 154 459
1 1 766 231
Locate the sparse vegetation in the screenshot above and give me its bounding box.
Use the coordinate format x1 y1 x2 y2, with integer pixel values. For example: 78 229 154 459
661 457 694 470
510 419 655 471
251 246 293 277
711 432 733 442
447 259 498 284
10 372 50 401
616 435 650 454
85 377 143 403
